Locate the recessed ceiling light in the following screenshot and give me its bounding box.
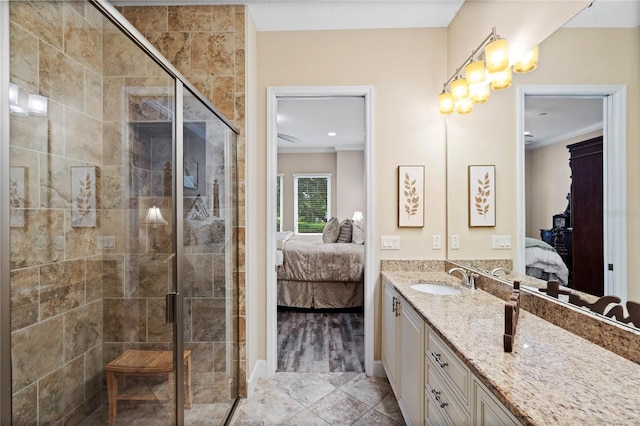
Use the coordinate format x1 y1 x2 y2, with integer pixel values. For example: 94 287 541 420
328 132 337 136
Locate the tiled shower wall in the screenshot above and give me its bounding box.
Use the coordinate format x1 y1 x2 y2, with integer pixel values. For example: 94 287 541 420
9 2 106 424
117 4 248 397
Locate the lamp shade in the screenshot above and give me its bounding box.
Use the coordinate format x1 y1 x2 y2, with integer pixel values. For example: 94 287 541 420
451 77 469 102
485 38 508 73
457 99 473 115
143 206 168 227
465 61 486 85
490 67 512 90
438 92 455 114
469 82 490 104
352 211 363 221
513 46 539 73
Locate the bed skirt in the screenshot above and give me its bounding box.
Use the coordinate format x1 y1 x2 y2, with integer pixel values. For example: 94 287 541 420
277 279 364 309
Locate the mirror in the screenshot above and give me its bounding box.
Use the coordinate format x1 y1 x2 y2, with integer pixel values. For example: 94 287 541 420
446 11 639 331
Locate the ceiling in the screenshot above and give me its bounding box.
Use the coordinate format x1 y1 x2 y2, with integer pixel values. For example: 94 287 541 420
112 0 638 151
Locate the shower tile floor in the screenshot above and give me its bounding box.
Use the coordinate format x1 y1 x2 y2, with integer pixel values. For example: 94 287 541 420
230 372 404 425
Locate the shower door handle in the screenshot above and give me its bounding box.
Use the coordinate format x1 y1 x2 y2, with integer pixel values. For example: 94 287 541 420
166 292 178 324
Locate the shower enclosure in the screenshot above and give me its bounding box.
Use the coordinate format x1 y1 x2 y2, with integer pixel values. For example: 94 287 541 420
1 1 239 424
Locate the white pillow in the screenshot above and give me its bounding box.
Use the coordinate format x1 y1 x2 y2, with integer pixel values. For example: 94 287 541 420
352 220 365 244
322 217 340 243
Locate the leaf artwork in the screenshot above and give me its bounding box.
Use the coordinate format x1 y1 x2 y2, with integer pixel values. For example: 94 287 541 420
403 172 420 220
474 172 491 217
75 173 93 217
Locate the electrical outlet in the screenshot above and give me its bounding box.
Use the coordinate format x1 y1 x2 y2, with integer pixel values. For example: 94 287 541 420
432 235 441 250
492 235 512 249
381 235 400 250
451 235 460 250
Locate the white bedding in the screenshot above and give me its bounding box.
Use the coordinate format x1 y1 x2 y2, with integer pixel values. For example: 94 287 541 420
276 231 294 266
525 245 569 286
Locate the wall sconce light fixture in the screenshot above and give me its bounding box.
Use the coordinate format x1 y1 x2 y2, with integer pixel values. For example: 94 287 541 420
438 27 539 115
9 83 48 116
143 206 168 228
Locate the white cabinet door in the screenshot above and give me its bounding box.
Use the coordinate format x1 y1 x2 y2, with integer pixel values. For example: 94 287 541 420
474 379 521 426
382 281 399 391
399 301 424 425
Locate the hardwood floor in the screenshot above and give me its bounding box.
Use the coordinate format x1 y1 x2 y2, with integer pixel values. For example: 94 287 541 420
277 309 365 373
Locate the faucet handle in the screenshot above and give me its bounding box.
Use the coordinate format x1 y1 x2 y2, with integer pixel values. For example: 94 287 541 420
469 273 479 290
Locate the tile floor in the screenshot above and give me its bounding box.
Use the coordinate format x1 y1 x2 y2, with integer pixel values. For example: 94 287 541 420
229 372 405 425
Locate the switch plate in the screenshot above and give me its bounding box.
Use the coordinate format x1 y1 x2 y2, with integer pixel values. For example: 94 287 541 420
381 235 400 250
492 235 511 249
98 236 116 251
451 235 460 250
432 235 441 250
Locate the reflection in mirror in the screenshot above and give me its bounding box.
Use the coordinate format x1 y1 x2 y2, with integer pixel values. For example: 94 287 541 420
448 260 639 332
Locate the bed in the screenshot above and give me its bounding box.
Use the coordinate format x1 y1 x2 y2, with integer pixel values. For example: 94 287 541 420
277 234 364 309
525 237 570 286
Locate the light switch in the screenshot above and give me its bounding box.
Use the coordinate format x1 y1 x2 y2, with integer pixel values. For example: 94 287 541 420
432 235 441 250
451 235 460 250
381 235 400 250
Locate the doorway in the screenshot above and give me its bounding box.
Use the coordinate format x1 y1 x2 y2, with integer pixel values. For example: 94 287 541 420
517 85 627 299
266 86 374 376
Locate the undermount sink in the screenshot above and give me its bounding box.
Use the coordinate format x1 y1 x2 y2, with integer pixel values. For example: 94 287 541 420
410 283 462 296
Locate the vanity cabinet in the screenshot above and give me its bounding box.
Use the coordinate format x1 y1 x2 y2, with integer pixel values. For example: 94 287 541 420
382 281 424 425
424 325 520 426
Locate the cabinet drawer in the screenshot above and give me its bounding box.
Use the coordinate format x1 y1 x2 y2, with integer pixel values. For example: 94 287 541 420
426 330 471 406
426 366 470 426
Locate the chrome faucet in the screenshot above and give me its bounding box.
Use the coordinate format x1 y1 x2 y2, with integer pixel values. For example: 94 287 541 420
447 267 477 289
490 267 511 276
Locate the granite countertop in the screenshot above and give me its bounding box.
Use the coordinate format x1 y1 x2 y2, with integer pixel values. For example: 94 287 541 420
382 270 640 425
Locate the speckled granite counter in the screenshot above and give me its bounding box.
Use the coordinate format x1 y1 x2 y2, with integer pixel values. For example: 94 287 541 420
382 270 640 425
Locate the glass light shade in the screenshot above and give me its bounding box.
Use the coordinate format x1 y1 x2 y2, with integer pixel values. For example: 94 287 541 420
465 61 486 85
143 206 168 227
27 94 48 116
438 92 455 114
490 67 512 90
457 99 473 115
8 83 27 116
513 46 539 73
451 77 469 102
469 82 490 104
485 38 509 73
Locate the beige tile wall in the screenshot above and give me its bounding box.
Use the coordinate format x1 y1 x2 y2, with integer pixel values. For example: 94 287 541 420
9 2 105 423
118 4 248 398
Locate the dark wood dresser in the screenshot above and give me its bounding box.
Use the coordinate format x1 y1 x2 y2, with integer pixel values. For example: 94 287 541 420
567 137 604 296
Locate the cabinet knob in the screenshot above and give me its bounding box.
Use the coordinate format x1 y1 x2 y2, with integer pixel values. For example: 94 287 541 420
431 388 448 408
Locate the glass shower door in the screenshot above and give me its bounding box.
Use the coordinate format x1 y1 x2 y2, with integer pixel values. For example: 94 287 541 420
181 88 239 424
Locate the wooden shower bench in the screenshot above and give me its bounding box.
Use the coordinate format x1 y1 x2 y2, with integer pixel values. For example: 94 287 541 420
106 349 192 425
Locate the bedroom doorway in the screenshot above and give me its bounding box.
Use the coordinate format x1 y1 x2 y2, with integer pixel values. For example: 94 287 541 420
266 86 374 376
517 85 627 299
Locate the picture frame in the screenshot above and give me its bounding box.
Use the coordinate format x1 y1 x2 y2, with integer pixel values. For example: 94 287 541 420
398 165 424 228
468 165 496 227
71 166 97 227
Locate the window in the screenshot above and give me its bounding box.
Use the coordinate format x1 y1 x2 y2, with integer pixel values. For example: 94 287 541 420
276 174 283 232
293 174 331 234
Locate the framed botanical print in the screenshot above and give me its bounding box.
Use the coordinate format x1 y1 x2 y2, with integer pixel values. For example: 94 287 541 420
468 165 496 227
398 165 424 228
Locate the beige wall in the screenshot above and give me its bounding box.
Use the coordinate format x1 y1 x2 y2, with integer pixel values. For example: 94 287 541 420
525 129 602 238
336 150 366 220
258 28 449 361
277 152 338 232
445 0 589 260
